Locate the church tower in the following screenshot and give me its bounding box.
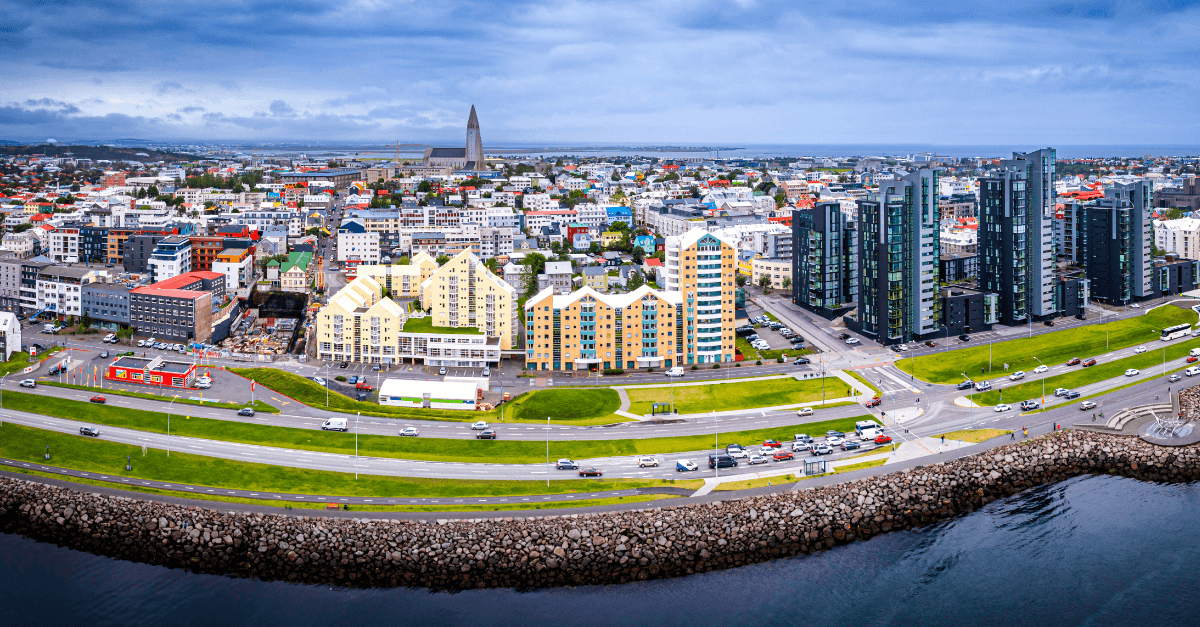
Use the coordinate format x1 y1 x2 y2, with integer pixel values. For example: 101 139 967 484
465 105 484 171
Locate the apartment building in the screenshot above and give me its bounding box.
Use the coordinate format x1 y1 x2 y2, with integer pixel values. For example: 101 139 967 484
211 248 254 292
337 219 381 276
189 236 225 271
791 202 857 318
419 250 518 349
355 253 440 299
82 281 132 328
129 285 213 343
47 223 81 263
148 236 192 284
1154 218 1200 260
1083 181 1154 304
751 257 791 289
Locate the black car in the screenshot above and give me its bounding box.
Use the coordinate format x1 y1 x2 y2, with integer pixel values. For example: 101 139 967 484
1065 391 1081 399
1043 320 1055 326
841 440 861 451
476 429 497 439
708 453 737 469
793 357 810 365
958 334 970 342
838 333 851 340
957 380 975 390
338 362 349 369
825 430 845 438
79 426 100 437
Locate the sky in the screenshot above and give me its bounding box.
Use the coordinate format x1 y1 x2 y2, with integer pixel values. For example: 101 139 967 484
2 0 1200 146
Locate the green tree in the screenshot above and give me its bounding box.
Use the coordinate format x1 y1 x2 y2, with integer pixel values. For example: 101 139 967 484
626 270 645 291
79 311 93 330
610 221 629 232
435 254 450 265
611 171 622 181
631 247 645 264
396 256 411 265
758 274 773 292
1162 207 1187 220
521 253 547 298
735 274 747 287
781 277 791 292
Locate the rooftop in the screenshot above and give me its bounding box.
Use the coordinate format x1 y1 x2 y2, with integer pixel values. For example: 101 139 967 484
401 315 482 336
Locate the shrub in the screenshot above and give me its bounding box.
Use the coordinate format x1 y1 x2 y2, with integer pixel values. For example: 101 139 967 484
690 365 698 370
735 363 741 367
756 360 762 365
647 367 655 373
777 356 785 363
602 368 624 375
712 364 720 369
335 375 347 382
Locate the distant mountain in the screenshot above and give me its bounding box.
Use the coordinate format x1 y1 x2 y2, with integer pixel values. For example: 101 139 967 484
0 140 23 146
0 144 199 161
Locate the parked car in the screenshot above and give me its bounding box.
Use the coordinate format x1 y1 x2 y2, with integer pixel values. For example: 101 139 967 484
476 429 497 440
438 367 447 375
482 367 490 377
676 460 698 472
1083 358 1097 367
89 395 105 404
894 344 908 352
1020 400 1040 411
1009 371 1026 381
196 380 211 389
1033 365 1048 374
1125 368 1140 377
1066 357 1081 366
79 426 100 437
399 427 419 437
578 467 603 477
773 450 795 462
796 407 813 417
838 333 850 340
924 341 937 347
874 434 893 445
1044 320 1055 326
348 375 359 384
637 456 659 468
1080 400 1097 410
471 421 489 430
355 382 373 391
664 367 685 377
959 334 970 342
238 407 255 416
19 379 35 388
312 377 326 386
555 459 579 470
995 404 1012 412
339 362 348 369
846 338 860 345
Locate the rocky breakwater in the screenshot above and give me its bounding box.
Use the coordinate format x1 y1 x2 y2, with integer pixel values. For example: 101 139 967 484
2 431 1199 590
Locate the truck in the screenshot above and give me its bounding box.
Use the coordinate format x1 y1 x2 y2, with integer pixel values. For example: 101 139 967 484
322 418 348 432
855 419 883 438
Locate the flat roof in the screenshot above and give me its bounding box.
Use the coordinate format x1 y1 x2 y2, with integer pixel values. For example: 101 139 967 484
110 356 195 374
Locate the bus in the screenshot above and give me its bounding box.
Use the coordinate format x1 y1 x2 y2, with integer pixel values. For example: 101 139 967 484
1161 323 1191 341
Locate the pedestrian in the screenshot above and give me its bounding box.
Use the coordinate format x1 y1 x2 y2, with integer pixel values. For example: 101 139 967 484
1023 426 1028 438
1010 431 1015 440
941 434 945 445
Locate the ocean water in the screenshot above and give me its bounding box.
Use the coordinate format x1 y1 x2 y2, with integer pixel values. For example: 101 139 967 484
1 474 1195 626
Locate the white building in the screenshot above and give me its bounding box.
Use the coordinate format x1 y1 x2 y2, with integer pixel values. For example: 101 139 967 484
1155 218 1200 260
0 311 21 361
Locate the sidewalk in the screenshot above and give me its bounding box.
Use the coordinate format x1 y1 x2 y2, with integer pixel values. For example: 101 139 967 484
691 449 895 496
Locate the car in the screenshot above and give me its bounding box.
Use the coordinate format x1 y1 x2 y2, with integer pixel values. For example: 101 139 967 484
312 377 326 386
339 362 349 369
676 460 698 472
1131 303 1141 308
995 404 1012 412
1044 320 1055 326
790 441 809 452
841 440 861 451
1066 357 1081 366
482 367 490 377
1054 387 1069 397
826 430 845 438
637 456 660 468
1083 358 1097 367
89 395 105 404
79 426 100 437
975 380 993 391
709 454 738 469
355 382 373 391
793 433 813 443
371 364 380 371
846 338 860 345
1080 400 1097 410
1065 391 1081 399
664 366 685 377
1033 365 1048 374
773 450 795 462
1009 371 1025 381
762 439 782 449
439 367 447 375
1190 356 1200 364
99 350 109 358
137 340 146 347
238 407 255 416
1125 368 1140 377
747 454 769 465
476 429 497 439
957 380 975 390
959 334 970 342
578 467 603 477
838 333 850 340
727 448 749 459
348 375 359 384
471 421 488 430
894 344 908 352
874 434 893 445
19 379 35 388
555 459 579 470
726 443 745 451
196 380 211 389
796 407 813 417
810 443 833 456
1020 400 1040 411
1135 346 1147 354
827 435 844 446
399 427 419 437
865 396 882 408
792 357 810 365
1169 374 1182 383
924 341 937 347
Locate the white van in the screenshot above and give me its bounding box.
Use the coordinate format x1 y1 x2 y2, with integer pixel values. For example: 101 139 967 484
859 428 881 441
855 419 882 436
1190 348 1200 358
1186 366 1200 377
322 418 348 432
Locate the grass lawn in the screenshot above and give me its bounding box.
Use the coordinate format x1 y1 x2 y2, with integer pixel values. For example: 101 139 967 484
0 347 64 377
896 306 1197 384
845 370 882 396
3 389 873 463
507 388 622 423
0 423 704 498
832 459 887 474
712 474 799 491
45 382 280 413
972 337 1200 406
940 428 1012 443
625 376 845 414
400 316 481 335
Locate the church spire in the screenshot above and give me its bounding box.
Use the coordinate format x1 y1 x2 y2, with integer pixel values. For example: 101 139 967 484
467 104 479 130
465 105 484 171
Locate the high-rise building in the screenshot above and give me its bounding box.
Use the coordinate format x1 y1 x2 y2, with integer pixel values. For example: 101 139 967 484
791 202 857 318
466 105 484 170
852 169 940 345
1083 181 1153 304
978 148 1058 325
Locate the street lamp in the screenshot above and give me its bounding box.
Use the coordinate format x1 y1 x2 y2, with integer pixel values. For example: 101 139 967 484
545 415 550 488
355 411 360 480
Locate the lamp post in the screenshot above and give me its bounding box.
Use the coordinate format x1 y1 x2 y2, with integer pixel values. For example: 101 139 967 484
713 411 719 479
326 362 330 407
1 373 7 427
545 415 550 488
167 394 178 456
355 411 360 480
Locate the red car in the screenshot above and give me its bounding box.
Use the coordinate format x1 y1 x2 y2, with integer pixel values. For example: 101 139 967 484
773 450 794 462
1066 357 1081 366
865 396 882 408
874 434 892 445
356 382 373 391
1082 358 1097 367
1189 356 1199 364
89 395 106 404
761 439 782 449
578 467 603 477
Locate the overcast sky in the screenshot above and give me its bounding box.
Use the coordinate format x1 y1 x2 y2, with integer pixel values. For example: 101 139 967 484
2 0 1199 145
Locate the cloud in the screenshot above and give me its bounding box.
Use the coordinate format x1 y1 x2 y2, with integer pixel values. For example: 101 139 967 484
153 81 189 96
268 100 296 117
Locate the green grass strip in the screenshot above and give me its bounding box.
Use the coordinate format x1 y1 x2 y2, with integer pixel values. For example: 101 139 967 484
507 387 621 422
896 306 1196 384
44 382 280 413
0 347 64 377
0 423 701 498
625 376 846 414
1 389 872 463
844 370 882 396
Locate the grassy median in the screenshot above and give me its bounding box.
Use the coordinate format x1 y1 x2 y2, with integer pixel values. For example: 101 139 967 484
506 388 624 424
44 382 280 413
896 306 1196 384
624 376 846 414
2 389 872 463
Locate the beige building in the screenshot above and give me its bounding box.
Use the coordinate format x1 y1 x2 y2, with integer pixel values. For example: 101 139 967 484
316 276 407 365
420 250 518 349
751 257 792 290
354 252 439 299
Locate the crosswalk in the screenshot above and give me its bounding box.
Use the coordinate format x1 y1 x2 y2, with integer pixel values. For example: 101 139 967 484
856 366 919 395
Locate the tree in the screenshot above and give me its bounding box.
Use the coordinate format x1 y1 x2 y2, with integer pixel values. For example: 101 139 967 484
758 274 773 292
484 257 499 273
631 247 645 264
1163 207 1187 220
521 253 547 298
611 171 622 181
79 311 93 330
736 274 747 287
306 227 320 236
626 270 645 291
396 256 411 265
781 277 792 292
610 221 629 232
435 254 450 265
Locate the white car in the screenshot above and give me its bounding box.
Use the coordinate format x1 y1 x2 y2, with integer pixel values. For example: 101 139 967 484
676 460 698 472
995 404 1012 412
1009 371 1025 381
1125 368 1140 377
664 367 685 377
312 377 326 386
399 427 419 437
727 448 749 459
1131 303 1141 308
1033 365 1048 374
1134 346 1147 354
827 436 844 447
747 454 769 465
1054 387 1069 397
19 379 35 388
637 456 659 468
846 338 860 345
796 407 813 417
196 381 211 389
894 344 908 352
470 421 488 430
482 367 490 377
